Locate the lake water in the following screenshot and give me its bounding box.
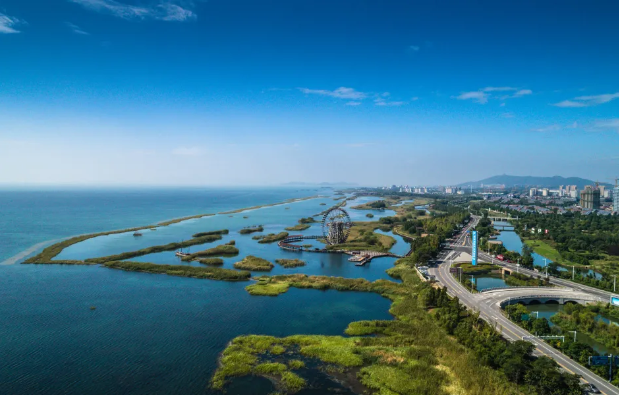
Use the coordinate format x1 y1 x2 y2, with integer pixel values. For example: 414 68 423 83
522 304 617 355
472 275 508 291
493 221 602 279
0 188 397 395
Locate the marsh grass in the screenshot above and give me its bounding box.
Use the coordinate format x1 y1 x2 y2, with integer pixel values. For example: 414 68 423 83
234 255 274 271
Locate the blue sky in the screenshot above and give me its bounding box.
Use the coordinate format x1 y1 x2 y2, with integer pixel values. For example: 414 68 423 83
1 0 618 186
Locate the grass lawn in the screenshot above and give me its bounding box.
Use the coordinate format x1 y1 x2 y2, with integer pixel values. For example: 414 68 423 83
524 239 566 264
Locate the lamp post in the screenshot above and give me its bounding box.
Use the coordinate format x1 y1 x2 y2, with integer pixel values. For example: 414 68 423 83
543 258 548 279
568 330 577 343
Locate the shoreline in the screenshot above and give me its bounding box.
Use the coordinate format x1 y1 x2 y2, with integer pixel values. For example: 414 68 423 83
9 194 321 266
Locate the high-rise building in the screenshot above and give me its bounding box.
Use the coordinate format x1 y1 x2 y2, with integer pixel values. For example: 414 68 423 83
614 184 619 213
529 188 537 197
599 185 606 197
580 185 601 210
542 188 549 197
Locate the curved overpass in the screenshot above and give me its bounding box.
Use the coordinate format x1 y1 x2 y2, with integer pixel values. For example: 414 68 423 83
476 287 605 307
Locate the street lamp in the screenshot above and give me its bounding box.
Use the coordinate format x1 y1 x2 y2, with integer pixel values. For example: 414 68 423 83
568 330 577 343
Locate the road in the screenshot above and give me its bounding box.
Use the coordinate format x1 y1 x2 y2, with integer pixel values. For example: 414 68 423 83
428 216 619 395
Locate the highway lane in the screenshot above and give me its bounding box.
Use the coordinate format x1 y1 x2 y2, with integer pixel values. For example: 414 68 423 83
428 215 619 395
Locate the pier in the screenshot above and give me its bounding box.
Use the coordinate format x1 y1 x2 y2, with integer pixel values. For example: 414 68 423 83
277 235 403 265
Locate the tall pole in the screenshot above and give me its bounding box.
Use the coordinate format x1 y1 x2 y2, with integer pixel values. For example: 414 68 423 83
572 266 575 281
544 258 548 278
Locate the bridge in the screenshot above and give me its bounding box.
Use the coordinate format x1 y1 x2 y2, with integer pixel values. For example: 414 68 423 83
277 234 404 264
476 287 605 307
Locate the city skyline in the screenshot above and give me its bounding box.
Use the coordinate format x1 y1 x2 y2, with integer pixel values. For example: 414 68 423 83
2 0 619 186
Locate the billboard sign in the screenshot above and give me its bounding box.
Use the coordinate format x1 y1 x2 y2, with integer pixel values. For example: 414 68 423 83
471 230 478 266
449 268 458 274
611 295 619 307
590 356 610 366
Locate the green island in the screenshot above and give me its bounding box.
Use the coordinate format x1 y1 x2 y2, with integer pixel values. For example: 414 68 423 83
181 243 240 261
298 217 317 224
23 226 157 264
284 224 311 231
103 261 250 281
192 229 229 237
213 261 580 394
326 222 395 253
233 255 274 271
365 213 374 218
257 232 289 244
157 214 215 226
219 196 318 215
240 225 264 234
351 199 390 210
194 258 224 266
275 259 306 268
85 235 223 264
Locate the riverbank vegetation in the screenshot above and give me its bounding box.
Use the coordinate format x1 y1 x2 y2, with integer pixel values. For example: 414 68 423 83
240 225 263 234
182 244 240 261
275 259 306 268
214 260 581 394
194 258 224 266
103 261 250 281
233 256 274 271
504 272 549 287
326 222 395 252
284 224 311 231
298 217 317 224
158 214 215 226
85 235 223 264
192 229 229 237
23 226 157 264
257 232 289 244
551 303 619 353
505 303 619 384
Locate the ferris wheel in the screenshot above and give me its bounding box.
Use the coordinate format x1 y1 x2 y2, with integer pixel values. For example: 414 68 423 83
321 207 352 245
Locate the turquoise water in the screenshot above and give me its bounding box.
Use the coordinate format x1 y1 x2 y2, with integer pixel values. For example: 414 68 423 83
522 304 616 354
0 188 396 395
493 221 550 268
472 275 508 291
493 221 602 279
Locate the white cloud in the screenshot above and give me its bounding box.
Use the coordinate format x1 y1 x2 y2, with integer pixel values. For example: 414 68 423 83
66 22 90 35
592 119 619 132
502 113 515 118
553 92 619 108
298 87 367 100
0 13 24 34
172 147 203 156
455 91 489 104
500 103 506 107
553 100 587 108
533 124 561 133
483 87 517 92
456 86 532 104
411 97 419 101
374 98 406 107
513 89 532 97
408 45 420 52
345 101 361 106
68 0 197 21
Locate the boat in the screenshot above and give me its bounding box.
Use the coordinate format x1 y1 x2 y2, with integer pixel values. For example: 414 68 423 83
133 231 142 237
175 243 190 258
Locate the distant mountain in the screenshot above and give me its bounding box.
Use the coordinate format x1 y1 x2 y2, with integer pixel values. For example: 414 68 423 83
282 182 358 187
458 175 610 189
